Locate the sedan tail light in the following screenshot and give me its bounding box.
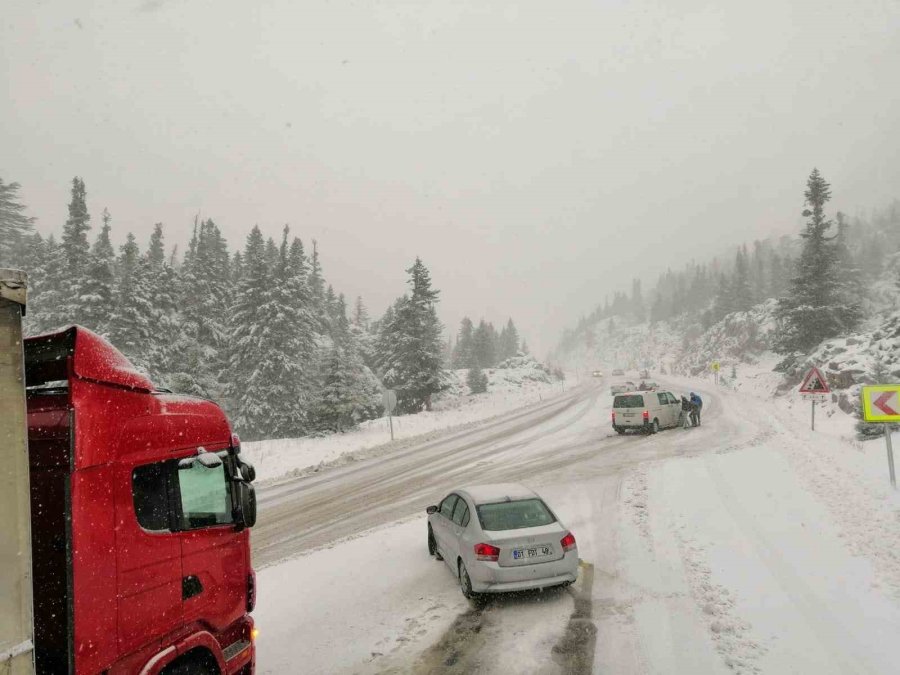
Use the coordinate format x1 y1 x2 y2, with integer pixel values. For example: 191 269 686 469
560 532 576 553
474 543 500 561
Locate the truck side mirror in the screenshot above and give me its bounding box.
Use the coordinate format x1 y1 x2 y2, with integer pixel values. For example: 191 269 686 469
238 460 256 483
235 481 257 529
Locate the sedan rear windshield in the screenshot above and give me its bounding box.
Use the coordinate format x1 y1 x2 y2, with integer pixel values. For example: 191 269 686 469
613 394 644 408
476 498 556 531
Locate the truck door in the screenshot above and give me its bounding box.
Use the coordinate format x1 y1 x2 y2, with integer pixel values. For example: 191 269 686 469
176 454 249 636
118 459 184 654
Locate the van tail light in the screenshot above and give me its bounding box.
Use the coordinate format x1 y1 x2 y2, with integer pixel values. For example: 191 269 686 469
642 410 649 421
247 570 256 612
561 532 576 553
611 411 616 423
474 543 500 562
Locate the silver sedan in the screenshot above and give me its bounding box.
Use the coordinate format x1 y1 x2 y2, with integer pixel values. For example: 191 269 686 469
426 483 579 599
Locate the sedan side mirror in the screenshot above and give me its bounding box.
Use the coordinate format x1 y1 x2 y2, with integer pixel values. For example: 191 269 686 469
426 505 438 515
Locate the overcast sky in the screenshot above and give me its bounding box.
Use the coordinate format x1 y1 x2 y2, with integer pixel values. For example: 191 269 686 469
3 0 899 355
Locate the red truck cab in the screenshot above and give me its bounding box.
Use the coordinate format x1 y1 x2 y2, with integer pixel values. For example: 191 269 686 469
25 326 257 674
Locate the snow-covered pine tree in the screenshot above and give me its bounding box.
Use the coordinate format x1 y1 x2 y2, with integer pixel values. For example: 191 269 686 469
467 365 488 394
78 208 116 335
499 318 520 360
0 177 35 265
631 279 645 322
143 224 181 383
308 240 327 330
352 296 369 329
107 233 154 369
776 169 863 355
731 245 754 313
224 226 273 438
452 317 476 368
472 319 498 368
380 258 446 412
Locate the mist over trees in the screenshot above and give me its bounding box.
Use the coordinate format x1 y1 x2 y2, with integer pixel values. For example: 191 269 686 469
451 316 523 369
557 168 900 364
0 176 458 440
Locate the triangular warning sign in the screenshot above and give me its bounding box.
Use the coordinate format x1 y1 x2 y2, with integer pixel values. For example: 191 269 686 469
799 366 830 394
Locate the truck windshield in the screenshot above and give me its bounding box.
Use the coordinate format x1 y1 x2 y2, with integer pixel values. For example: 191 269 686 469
613 395 644 408
476 499 556 531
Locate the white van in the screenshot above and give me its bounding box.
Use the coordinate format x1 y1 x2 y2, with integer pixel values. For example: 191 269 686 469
612 390 682 434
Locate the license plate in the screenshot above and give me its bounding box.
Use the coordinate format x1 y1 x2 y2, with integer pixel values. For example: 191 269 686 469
512 545 552 560
623 413 636 417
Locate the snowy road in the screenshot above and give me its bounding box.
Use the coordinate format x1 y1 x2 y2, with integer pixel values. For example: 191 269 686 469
252 379 900 674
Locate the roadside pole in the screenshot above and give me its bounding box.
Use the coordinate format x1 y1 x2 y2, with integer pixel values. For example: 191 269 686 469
861 385 900 489
799 366 830 432
382 389 397 441
885 425 896 489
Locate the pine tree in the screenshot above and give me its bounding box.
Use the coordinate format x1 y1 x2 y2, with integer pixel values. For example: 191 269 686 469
352 296 369 329
631 279 645 322
143 225 181 381
107 233 154 368
380 258 446 412
61 177 91 275
732 245 753 312
498 318 520 361
776 169 863 354
79 208 116 335
0 178 35 264
472 320 498 368
467 365 488 394
452 317 476 368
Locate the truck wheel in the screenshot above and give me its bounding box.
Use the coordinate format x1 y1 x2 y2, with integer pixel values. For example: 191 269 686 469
161 652 218 675
428 524 442 560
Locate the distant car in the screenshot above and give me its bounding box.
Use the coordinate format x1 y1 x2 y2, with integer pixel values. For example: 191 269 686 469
611 368 625 376
640 369 650 379
610 383 628 395
623 381 637 391
638 380 659 391
426 484 579 599
612 390 682 434
591 370 603 378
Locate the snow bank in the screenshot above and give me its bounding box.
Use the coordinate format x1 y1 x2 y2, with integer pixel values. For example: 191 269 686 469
243 357 565 484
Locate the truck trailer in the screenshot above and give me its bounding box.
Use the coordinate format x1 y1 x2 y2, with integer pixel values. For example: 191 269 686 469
1 269 258 675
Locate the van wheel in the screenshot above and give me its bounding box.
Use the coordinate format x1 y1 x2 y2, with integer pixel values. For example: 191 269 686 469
650 419 660 434
615 428 626 435
428 525 442 560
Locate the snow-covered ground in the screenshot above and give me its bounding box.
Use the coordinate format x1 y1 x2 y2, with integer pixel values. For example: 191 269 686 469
253 372 900 673
243 358 565 484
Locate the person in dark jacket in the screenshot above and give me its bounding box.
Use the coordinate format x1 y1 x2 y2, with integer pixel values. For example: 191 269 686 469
680 395 693 428
690 392 703 426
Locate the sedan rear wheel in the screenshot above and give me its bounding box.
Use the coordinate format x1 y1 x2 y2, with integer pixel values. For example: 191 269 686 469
459 560 477 600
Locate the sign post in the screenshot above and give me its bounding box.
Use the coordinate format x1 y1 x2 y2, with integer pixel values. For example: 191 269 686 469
861 385 900 489
382 389 398 441
711 361 720 386
799 366 830 431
